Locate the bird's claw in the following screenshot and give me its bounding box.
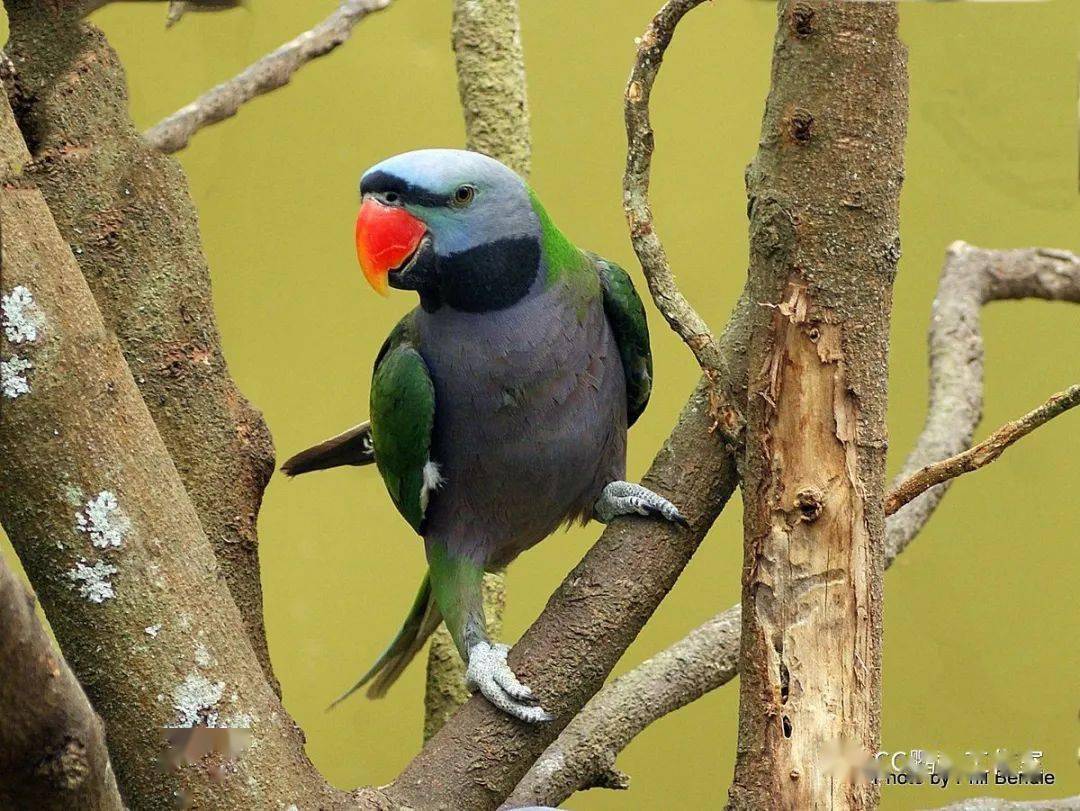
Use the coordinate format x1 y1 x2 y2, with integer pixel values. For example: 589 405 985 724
466 641 553 723
594 480 689 526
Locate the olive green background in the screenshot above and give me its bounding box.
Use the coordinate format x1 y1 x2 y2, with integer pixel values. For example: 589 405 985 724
2 1 1077 808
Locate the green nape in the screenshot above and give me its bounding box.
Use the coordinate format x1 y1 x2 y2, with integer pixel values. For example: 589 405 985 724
527 187 597 294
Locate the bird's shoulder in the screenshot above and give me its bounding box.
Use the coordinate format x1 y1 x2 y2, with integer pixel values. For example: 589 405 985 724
585 252 653 427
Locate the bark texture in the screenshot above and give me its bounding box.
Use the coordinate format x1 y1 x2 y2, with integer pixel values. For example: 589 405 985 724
514 242 1080 807
0 94 341 810
730 3 907 809
3 2 278 692
929 799 1080 811
0 559 123 811
624 0 723 375
451 0 531 176
507 604 741 808
423 0 531 739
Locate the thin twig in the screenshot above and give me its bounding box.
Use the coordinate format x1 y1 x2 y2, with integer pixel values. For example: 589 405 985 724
143 0 392 153
510 242 1080 808
886 383 1080 516
623 0 724 375
885 242 1080 561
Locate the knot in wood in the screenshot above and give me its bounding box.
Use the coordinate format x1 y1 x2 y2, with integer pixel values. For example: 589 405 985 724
789 109 814 144
789 3 816 39
34 737 89 791
794 487 824 522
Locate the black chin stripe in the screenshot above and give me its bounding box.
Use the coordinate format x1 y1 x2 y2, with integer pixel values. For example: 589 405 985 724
438 237 540 313
360 170 452 208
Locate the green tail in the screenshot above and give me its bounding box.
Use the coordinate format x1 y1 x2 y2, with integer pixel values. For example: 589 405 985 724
328 573 442 708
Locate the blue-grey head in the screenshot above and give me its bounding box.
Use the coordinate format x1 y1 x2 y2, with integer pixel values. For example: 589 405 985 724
355 149 542 313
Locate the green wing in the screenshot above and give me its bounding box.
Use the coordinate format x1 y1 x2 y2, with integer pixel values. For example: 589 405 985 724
370 315 437 533
592 255 653 427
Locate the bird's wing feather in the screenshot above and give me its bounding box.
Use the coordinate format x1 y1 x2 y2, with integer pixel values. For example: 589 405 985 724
370 315 437 533
592 254 653 427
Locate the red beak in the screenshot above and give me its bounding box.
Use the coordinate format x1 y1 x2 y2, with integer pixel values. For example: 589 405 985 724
355 198 427 296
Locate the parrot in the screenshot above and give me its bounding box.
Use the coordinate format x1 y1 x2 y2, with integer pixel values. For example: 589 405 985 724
282 149 686 723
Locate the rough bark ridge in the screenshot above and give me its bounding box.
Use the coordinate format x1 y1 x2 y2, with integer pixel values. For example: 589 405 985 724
0 95 341 811
424 0 531 740
3 2 278 692
451 0 531 176
0 558 123 811
730 2 907 809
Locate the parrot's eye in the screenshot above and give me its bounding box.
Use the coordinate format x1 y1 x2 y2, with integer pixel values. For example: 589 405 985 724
451 185 476 207
383 191 400 204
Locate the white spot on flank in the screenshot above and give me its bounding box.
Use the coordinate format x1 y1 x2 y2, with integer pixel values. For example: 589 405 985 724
1 355 32 398
2 285 43 344
171 672 225 727
76 491 130 549
419 460 445 513
145 624 162 637
67 559 118 603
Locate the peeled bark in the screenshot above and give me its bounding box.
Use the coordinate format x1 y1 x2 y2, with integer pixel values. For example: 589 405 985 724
0 94 341 811
3 1 278 692
729 2 907 809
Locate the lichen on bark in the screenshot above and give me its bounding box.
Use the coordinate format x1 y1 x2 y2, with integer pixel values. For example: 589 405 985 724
2 0 279 693
0 59 342 811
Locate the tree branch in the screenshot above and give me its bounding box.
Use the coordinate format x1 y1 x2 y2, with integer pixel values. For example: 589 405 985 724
886 241 1080 561
423 0 532 741
0 559 123 811
143 0 392 153
5 1 280 693
505 605 740 808
510 244 1080 807
623 0 723 378
886 383 1080 516
0 90 346 810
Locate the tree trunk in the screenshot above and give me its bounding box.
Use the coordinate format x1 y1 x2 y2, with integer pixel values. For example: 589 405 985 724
423 0 531 740
3 0 279 693
729 2 907 809
0 93 340 811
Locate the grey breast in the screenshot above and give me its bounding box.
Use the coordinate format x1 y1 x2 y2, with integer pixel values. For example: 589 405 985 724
414 283 627 566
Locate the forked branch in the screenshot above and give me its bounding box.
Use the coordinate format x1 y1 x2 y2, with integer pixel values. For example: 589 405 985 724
623 0 725 378
144 0 392 152
511 243 1080 808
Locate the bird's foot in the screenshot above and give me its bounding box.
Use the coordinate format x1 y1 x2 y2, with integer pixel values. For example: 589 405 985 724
465 641 553 723
594 480 689 526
